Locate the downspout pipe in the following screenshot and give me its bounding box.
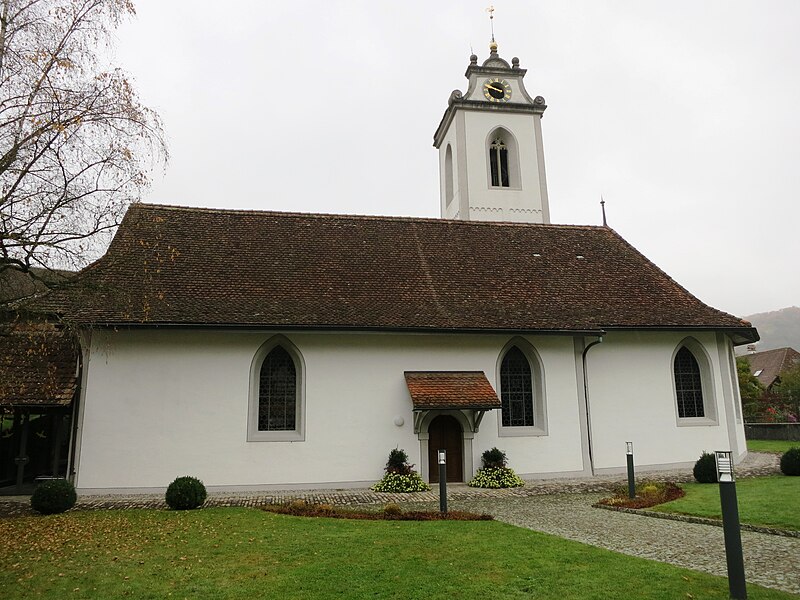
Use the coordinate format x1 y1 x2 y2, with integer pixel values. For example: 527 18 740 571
66 330 88 485
66 350 83 483
582 335 604 476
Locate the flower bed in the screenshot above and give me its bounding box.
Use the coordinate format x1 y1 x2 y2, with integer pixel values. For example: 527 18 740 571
262 500 492 521
595 481 685 509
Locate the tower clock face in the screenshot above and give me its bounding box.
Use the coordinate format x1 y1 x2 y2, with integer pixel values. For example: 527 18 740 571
483 78 512 102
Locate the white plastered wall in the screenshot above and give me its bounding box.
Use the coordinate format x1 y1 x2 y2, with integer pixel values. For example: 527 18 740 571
74 330 584 491
438 124 461 220
438 109 547 223
585 331 747 472
463 110 545 222
73 329 746 491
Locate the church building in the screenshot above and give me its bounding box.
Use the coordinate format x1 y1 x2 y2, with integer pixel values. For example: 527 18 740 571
9 42 757 493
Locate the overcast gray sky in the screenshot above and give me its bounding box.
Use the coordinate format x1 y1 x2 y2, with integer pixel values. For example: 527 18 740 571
113 1 800 318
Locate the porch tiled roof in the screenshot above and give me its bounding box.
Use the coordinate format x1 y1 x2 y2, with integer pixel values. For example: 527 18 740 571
404 371 501 410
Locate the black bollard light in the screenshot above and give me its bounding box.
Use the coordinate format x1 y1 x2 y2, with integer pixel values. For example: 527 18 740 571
626 441 636 499
715 450 747 600
438 449 447 514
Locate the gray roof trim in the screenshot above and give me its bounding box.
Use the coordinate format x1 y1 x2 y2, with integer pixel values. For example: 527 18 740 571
68 321 759 343
411 404 500 412
76 321 608 337
433 99 547 148
602 326 760 346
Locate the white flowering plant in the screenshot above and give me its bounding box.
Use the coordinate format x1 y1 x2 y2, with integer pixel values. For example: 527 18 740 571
468 466 525 489
371 447 431 493
371 471 430 493
468 447 525 489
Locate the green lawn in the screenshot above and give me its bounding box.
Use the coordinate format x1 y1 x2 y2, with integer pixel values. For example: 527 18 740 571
747 439 799 454
1 508 796 599
653 475 800 531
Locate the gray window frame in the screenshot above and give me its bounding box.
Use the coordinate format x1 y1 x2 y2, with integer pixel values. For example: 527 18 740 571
248 335 306 442
671 338 718 427
496 338 548 437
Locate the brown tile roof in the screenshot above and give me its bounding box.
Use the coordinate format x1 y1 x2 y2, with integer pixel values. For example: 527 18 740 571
405 371 501 410
36 203 756 339
0 267 74 305
0 319 79 407
740 347 800 388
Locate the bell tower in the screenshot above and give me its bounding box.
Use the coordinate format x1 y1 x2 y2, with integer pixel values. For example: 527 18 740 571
433 42 550 223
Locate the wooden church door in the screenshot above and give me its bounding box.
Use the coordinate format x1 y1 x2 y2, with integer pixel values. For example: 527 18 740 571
428 415 463 483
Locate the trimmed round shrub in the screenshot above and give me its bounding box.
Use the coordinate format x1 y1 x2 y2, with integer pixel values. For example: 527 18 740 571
286 499 308 514
780 447 800 476
165 476 207 510
30 479 77 515
386 448 412 475
640 483 660 497
481 447 508 469
383 502 403 516
468 466 524 489
693 452 718 483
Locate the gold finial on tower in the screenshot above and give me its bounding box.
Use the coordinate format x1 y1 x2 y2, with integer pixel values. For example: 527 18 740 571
486 5 497 49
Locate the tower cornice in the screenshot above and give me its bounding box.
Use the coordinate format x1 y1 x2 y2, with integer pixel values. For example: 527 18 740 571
464 64 527 79
433 98 547 149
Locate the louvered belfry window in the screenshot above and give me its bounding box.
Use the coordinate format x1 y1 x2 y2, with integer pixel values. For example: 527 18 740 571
258 346 296 431
489 138 510 187
500 346 534 426
674 347 705 418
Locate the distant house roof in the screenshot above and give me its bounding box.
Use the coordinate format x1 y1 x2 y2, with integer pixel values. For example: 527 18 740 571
35 203 757 342
0 319 79 407
740 347 800 388
404 372 501 410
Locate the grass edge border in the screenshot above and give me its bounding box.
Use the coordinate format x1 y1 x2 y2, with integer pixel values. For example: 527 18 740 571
593 503 800 539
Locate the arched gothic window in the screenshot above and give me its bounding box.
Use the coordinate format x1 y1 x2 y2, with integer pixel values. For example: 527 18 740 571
500 346 534 426
258 346 297 431
489 137 510 187
674 346 704 418
249 338 304 442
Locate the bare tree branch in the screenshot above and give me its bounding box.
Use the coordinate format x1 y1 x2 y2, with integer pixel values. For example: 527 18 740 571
0 0 166 307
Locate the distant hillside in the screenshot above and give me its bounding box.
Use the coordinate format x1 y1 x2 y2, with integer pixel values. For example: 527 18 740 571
740 306 800 353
